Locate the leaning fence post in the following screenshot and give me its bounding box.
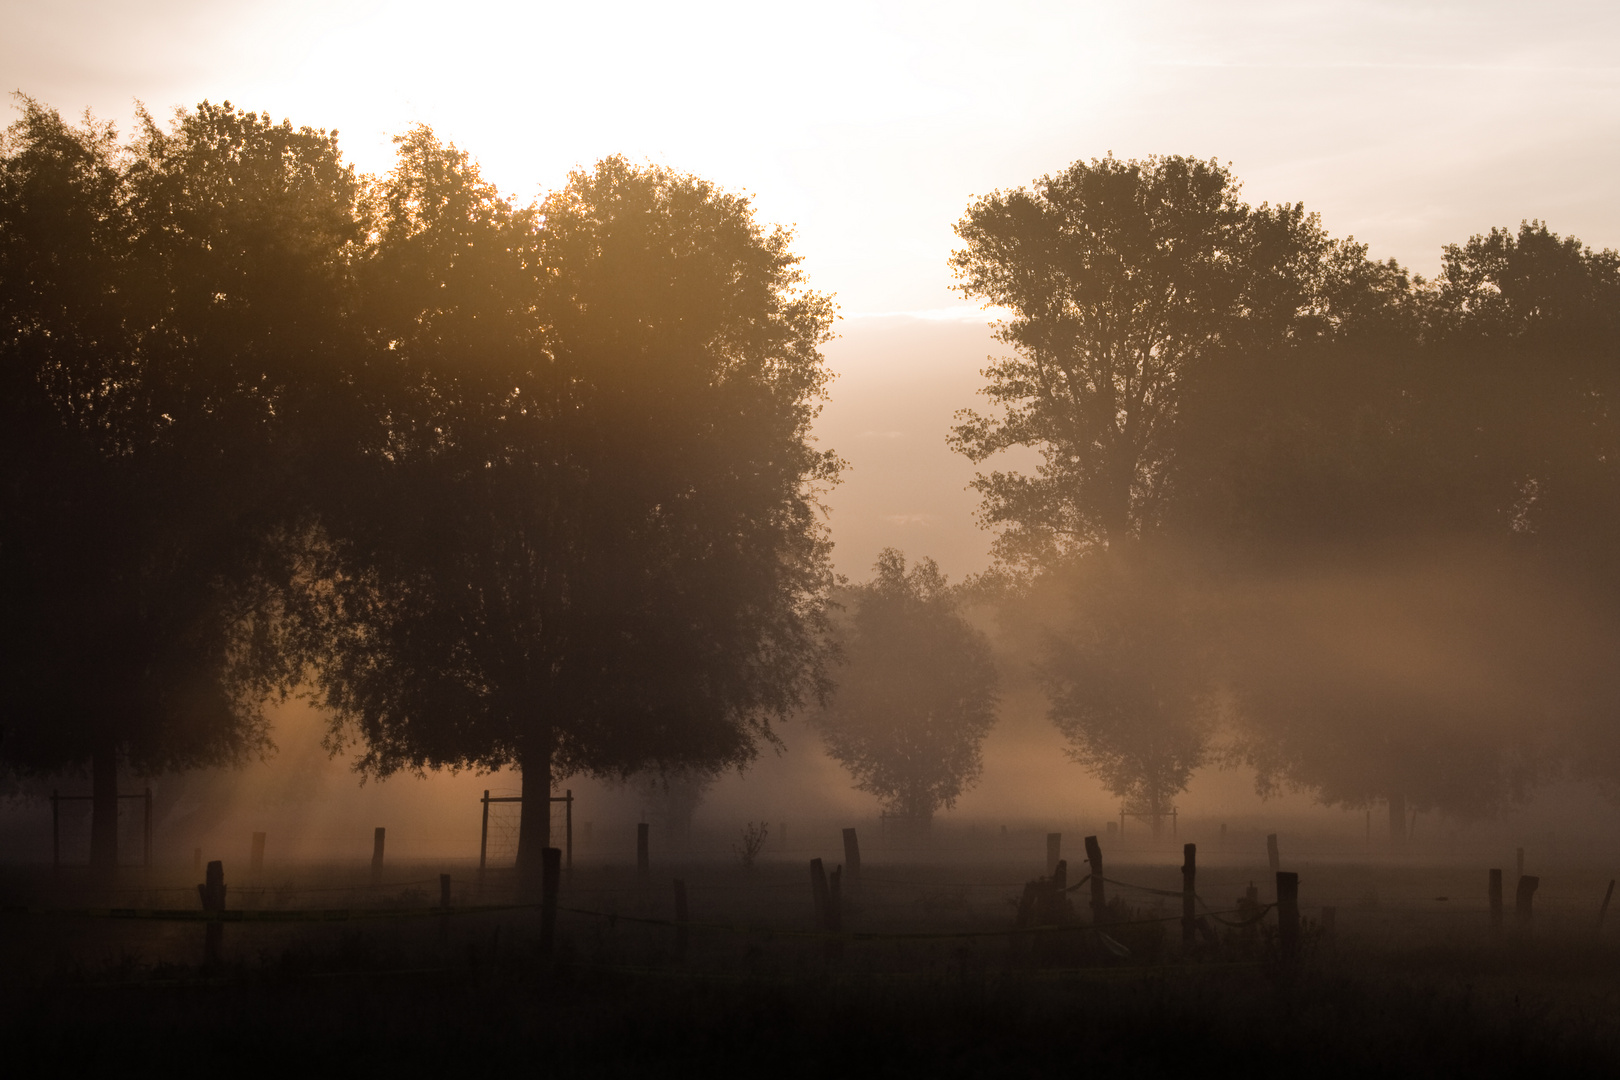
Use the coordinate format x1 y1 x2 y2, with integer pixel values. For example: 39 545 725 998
1489 869 1504 940
809 858 830 928
1182 843 1196 948
1515 874 1539 940
1084 835 1107 925
198 859 226 966
1276 871 1300 962
371 827 386 883
674 878 689 961
842 828 862 885
1046 832 1062 877
637 822 650 878
540 847 561 955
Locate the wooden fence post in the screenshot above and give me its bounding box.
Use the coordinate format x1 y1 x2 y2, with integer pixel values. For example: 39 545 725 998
540 846 561 955
250 831 266 873
371 827 386 883
478 790 490 878
637 822 650 878
198 859 226 966
565 789 573 871
674 878 689 961
809 858 830 929
842 828 861 884
1276 871 1300 962
1598 879 1615 936
1488 869 1503 940
1515 874 1539 940
1182 843 1196 948
1084 835 1107 925
1046 832 1062 877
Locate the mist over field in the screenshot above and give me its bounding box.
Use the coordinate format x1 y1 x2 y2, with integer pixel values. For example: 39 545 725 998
6 2 1620 1073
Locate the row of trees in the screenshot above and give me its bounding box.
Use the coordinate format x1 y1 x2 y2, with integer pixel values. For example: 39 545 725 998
1 98 839 879
949 154 1620 834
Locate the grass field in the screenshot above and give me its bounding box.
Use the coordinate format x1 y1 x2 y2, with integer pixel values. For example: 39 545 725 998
5 845 1620 1075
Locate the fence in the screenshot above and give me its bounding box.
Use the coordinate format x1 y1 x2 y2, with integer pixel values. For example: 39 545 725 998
479 789 573 872
51 788 152 871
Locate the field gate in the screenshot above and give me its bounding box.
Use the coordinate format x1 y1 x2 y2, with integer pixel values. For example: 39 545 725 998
479 788 573 872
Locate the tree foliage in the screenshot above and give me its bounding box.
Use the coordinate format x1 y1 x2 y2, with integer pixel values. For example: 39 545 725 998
814 551 999 823
310 139 840 874
0 98 357 866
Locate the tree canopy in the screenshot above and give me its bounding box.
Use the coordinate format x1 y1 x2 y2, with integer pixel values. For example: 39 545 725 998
310 139 840 878
0 98 356 868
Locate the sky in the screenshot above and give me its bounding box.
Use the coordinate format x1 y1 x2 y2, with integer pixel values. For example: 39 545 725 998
8 1 1618 579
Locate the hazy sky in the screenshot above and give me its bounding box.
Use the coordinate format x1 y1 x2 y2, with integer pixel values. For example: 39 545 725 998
7 0 1618 576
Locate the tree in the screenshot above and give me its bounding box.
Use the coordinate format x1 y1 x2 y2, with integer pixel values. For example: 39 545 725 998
1037 546 1214 835
813 551 999 825
0 99 356 871
312 142 839 885
948 154 1340 565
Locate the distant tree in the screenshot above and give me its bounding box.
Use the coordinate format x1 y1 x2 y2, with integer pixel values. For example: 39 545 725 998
1037 547 1214 836
0 99 356 871
312 143 839 887
630 766 718 843
814 551 999 825
948 154 1342 566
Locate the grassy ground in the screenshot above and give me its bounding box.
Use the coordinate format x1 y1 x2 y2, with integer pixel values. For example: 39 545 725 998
4 858 1619 1076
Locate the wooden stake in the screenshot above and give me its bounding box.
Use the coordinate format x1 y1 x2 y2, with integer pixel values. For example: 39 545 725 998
1276 871 1300 962
1046 832 1061 877
1182 843 1196 948
540 847 561 955
371 826 385 883
842 827 861 884
673 878 689 961
1515 874 1539 940
809 858 830 929
1084 835 1107 925
637 822 650 877
198 859 226 966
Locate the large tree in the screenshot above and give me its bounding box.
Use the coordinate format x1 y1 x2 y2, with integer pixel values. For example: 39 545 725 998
312 142 839 885
813 551 999 825
0 99 356 871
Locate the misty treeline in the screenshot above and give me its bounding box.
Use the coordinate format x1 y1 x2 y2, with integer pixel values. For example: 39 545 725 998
0 98 839 880
948 154 1620 837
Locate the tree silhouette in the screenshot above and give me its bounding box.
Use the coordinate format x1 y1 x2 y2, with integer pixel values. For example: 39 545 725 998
1038 547 1213 835
311 141 839 885
0 99 355 871
814 551 999 825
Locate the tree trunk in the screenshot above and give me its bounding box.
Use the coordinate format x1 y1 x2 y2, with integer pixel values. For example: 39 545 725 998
517 740 552 901
89 744 118 876
1387 791 1406 844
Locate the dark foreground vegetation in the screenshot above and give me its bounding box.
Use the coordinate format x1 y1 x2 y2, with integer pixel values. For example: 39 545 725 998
6 852 1620 1076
